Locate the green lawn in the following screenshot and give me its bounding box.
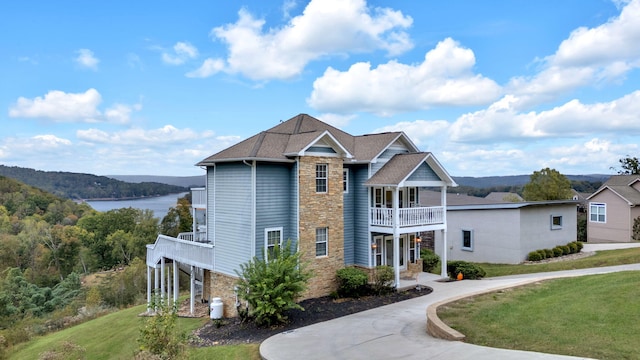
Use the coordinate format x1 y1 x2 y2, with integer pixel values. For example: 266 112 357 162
7 303 259 360
438 271 640 359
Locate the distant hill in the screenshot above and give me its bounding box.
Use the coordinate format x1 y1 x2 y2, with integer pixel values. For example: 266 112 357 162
0 165 188 200
452 174 610 188
107 175 205 188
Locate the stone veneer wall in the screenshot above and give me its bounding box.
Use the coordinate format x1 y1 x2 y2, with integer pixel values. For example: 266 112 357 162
206 270 240 318
298 155 345 299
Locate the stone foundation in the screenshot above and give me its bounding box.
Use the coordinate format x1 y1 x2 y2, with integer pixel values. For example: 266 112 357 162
204 270 240 318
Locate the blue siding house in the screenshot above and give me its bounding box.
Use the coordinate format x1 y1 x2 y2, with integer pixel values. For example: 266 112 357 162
146 114 457 317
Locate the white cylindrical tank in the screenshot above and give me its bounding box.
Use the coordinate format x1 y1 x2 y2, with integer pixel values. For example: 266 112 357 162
209 297 223 319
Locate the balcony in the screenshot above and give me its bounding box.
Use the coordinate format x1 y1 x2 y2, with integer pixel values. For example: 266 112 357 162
369 206 444 228
146 234 214 270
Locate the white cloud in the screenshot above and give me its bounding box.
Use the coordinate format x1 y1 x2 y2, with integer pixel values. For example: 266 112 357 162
9 89 102 122
8 89 140 124
308 38 502 115
186 58 225 78
76 125 215 145
374 119 451 148
449 90 640 143
195 0 413 80
162 42 199 65
507 0 640 108
75 49 99 70
316 113 357 128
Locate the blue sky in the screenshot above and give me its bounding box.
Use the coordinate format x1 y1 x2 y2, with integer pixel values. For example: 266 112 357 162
2 0 639 177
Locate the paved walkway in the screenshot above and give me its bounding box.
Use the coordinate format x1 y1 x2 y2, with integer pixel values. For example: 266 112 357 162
261 243 640 360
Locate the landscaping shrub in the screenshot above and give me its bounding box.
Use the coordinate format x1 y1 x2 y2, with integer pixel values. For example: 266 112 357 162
574 241 584 252
373 266 394 295
544 249 554 258
336 267 369 298
420 248 440 273
568 242 578 254
137 296 186 359
561 245 571 256
527 251 543 262
234 240 312 327
553 247 564 257
537 250 548 259
447 260 486 280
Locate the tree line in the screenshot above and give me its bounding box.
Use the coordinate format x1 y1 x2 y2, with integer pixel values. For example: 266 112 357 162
0 165 188 200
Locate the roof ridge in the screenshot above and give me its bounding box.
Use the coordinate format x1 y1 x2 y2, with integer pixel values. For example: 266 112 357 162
249 131 266 157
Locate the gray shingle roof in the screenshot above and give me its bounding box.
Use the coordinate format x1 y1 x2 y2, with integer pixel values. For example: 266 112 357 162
197 113 408 165
364 153 431 186
588 175 640 205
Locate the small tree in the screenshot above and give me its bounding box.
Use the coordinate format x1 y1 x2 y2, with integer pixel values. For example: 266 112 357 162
137 294 186 359
523 168 573 201
235 240 311 327
633 217 640 241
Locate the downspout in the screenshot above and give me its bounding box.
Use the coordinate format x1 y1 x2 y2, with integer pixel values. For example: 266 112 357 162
243 160 256 257
296 158 300 253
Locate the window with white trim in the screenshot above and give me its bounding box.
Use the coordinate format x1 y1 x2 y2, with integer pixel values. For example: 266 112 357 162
589 203 606 223
315 227 328 257
316 164 327 193
551 215 563 230
343 168 349 193
265 227 283 258
462 229 473 251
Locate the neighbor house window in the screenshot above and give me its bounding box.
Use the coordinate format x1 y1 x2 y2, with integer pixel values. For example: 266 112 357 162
343 168 349 193
265 227 283 258
462 229 473 251
589 203 606 223
551 215 563 230
316 164 327 193
315 227 328 257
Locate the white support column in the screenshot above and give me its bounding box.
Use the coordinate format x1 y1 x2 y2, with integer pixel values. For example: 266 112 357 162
167 262 172 306
190 266 195 316
173 261 179 305
160 257 165 303
441 229 448 278
440 185 448 279
154 266 159 310
393 187 400 288
146 266 152 312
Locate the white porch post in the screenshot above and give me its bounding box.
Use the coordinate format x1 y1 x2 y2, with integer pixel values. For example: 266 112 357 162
173 261 179 305
154 266 159 310
146 266 151 312
160 257 165 303
167 262 172 306
190 265 195 316
393 187 400 288
440 185 448 278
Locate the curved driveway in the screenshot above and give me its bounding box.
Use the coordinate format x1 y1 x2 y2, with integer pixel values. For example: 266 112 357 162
260 243 640 360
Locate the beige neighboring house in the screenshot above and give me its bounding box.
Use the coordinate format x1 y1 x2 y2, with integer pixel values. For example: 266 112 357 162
422 191 578 264
586 175 640 243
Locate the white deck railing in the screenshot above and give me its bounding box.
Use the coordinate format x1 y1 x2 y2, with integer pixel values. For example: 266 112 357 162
177 231 207 242
146 234 214 270
369 206 444 227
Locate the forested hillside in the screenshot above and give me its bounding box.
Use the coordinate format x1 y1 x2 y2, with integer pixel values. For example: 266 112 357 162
0 165 188 200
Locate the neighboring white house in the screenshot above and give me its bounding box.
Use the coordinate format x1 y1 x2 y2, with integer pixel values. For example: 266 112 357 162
422 191 578 264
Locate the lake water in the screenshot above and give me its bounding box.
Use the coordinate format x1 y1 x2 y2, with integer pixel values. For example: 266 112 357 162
85 192 188 219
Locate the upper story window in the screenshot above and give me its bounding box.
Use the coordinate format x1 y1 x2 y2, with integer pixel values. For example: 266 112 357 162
589 203 606 223
462 229 473 251
315 227 328 257
316 164 328 193
551 215 563 230
343 168 349 193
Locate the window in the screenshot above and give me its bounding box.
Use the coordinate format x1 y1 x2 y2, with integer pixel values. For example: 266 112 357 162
409 235 416 263
316 164 327 193
343 168 349 193
589 203 606 223
408 187 417 207
265 227 282 258
315 227 328 257
462 229 473 251
551 215 563 230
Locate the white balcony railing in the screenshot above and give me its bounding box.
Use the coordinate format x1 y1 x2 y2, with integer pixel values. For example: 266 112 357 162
177 231 208 243
369 206 444 227
146 235 214 270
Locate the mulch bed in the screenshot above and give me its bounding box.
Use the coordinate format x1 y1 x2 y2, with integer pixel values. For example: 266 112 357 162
193 286 433 346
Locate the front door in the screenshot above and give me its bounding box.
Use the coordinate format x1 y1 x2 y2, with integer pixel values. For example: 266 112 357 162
376 235 406 270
